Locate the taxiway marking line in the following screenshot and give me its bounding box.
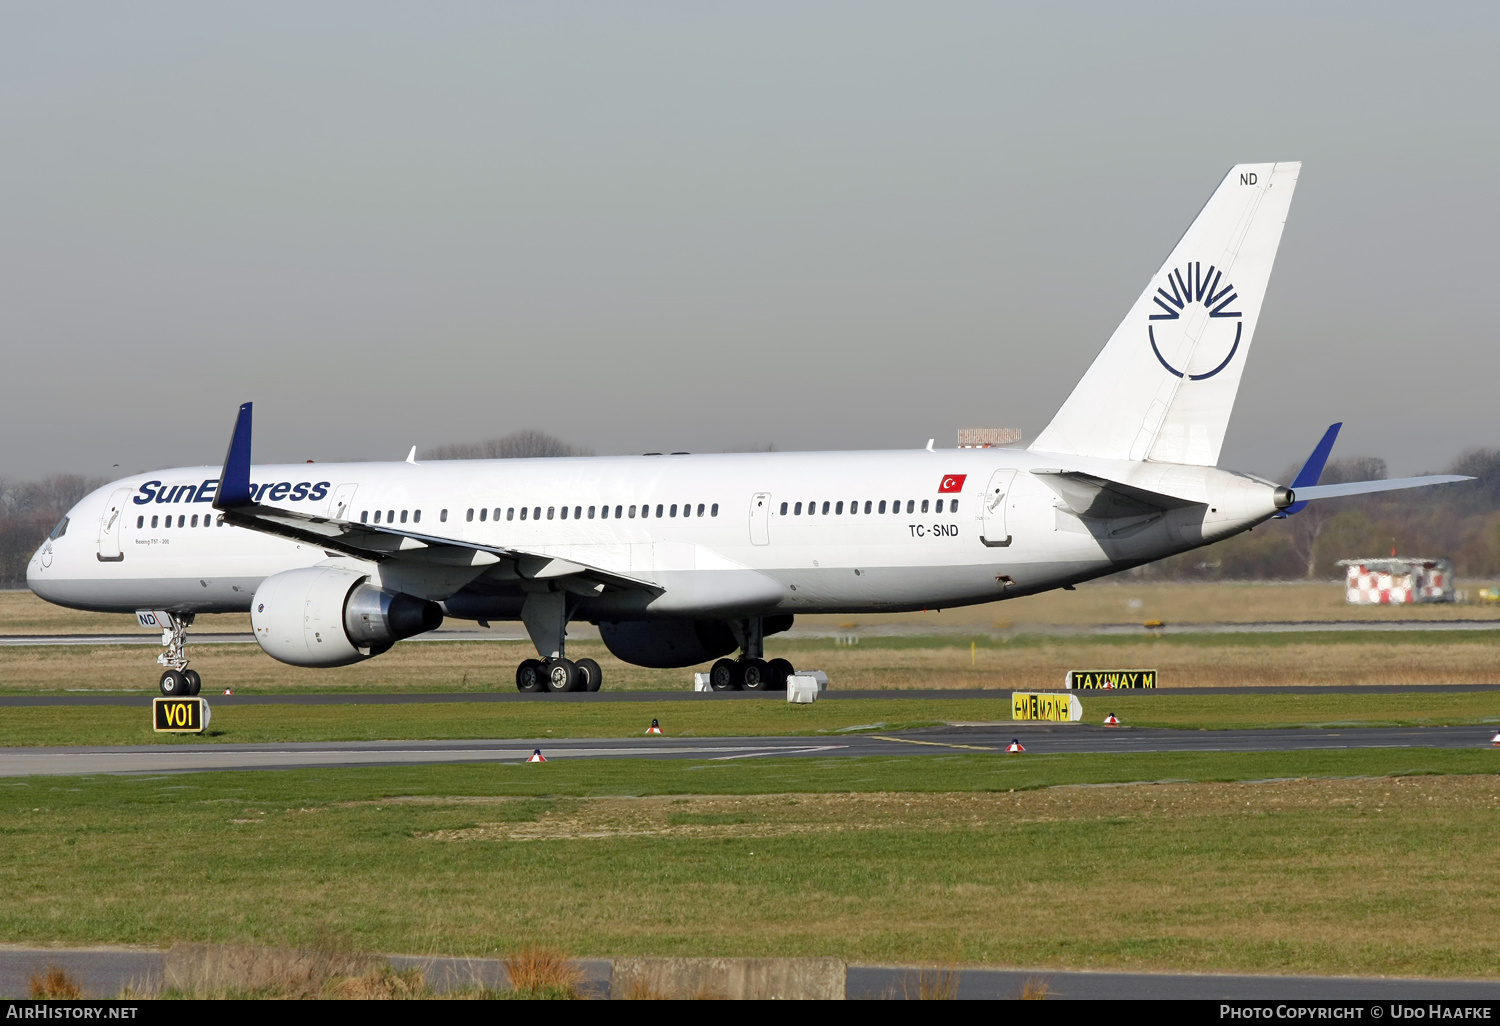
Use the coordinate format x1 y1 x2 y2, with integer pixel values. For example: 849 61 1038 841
868 735 997 751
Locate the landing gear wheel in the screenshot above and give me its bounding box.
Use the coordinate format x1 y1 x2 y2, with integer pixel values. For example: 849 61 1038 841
516 659 545 693
576 658 603 693
740 658 772 692
183 670 202 696
767 658 794 691
545 657 580 693
709 658 742 692
159 670 188 696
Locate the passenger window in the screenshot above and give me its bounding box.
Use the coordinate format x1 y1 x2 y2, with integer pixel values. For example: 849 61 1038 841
641 505 649 519
711 503 719 516
521 507 528 521
615 505 623 518
835 501 844 514
575 506 582 519
507 508 514 521
907 500 915 514
878 500 886 514
807 500 815 515
548 507 555 520
191 514 199 528
780 502 788 515
821 501 830 515
440 509 448 522
935 499 944 513
466 508 474 522
388 510 395 523
950 499 959 513
864 501 872 514
559 506 567 520
921 499 929 513
479 508 487 522
136 516 144 529
361 511 368 523
589 506 596 519
629 505 637 518
670 504 678 517
151 515 159 528
492 508 500 521
217 515 224 526
413 510 422 524
600 505 608 520
179 515 186 528
656 504 664 518
794 502 802 515
697 503 705 517
401 510 409 523
534 507 541 521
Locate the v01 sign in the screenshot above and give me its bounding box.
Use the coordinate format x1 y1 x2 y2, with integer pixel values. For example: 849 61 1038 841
154 697 210 733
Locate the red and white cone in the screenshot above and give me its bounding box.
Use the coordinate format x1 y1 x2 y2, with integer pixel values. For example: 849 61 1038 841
222 688 234 696
527 749 547 763
1104 713 1120 726
1006 739 1025 753
646 719 663 735
1491 731 1500 747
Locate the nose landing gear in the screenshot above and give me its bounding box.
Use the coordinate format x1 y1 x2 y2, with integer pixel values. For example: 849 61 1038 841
154 613 203 696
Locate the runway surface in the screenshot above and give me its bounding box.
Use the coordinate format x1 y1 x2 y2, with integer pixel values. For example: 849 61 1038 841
2 723 1493 776
3 947 1497 1000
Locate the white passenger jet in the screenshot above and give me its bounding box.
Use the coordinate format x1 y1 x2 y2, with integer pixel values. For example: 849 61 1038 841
26 162 1470 695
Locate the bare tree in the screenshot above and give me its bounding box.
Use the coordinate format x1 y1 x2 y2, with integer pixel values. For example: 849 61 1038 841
424 430 593 461
0 475 105 586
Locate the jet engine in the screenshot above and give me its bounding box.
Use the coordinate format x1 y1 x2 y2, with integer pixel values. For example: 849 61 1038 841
598 615 792 668
250 566 443 668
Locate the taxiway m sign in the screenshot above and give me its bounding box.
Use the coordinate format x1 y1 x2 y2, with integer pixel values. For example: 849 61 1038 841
1066 669 1157 689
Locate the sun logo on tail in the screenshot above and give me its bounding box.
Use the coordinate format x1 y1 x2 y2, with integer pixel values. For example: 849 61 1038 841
1148 262 1243 380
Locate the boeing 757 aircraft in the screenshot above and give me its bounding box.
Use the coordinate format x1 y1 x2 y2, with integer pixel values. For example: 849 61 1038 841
25 162 1470 695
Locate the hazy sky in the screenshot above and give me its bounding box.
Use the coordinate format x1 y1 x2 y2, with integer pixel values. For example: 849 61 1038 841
2 2 1496 481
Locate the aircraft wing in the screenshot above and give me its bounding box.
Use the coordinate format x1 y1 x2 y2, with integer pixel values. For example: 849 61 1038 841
210 403 660 596
1030 469 1203 519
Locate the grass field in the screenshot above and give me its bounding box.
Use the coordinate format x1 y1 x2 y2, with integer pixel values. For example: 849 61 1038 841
4 631 1500 695
4 750 1499 977
7 581 1499 635
6 691 1500 747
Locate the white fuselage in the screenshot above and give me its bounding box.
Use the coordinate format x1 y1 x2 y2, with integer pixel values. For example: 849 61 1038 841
27 447 1281 622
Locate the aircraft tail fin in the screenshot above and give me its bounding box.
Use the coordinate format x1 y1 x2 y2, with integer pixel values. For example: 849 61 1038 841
1030 162 1300 466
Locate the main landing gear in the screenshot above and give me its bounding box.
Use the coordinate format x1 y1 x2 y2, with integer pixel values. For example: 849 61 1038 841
154 613 204 696
513 591 602 694
708 617 796 692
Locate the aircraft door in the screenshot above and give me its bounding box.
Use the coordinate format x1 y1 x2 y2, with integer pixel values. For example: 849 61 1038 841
328 483 358 520
96 487 133 562
979 470 1016 548
749 492 771 546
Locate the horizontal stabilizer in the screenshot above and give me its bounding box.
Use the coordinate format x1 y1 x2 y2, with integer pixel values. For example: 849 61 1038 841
1289 475 1471 503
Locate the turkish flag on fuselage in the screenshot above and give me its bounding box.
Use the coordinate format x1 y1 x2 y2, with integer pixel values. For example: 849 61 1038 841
938 475 967 493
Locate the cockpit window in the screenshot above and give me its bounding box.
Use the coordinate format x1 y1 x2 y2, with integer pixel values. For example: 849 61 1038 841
48 517 68 540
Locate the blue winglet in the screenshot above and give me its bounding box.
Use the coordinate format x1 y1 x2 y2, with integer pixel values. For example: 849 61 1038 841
214 402 254 509
1282 422 1341 516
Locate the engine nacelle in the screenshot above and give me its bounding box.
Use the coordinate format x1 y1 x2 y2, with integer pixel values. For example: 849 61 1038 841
598 615 792 668
251 567 444 668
